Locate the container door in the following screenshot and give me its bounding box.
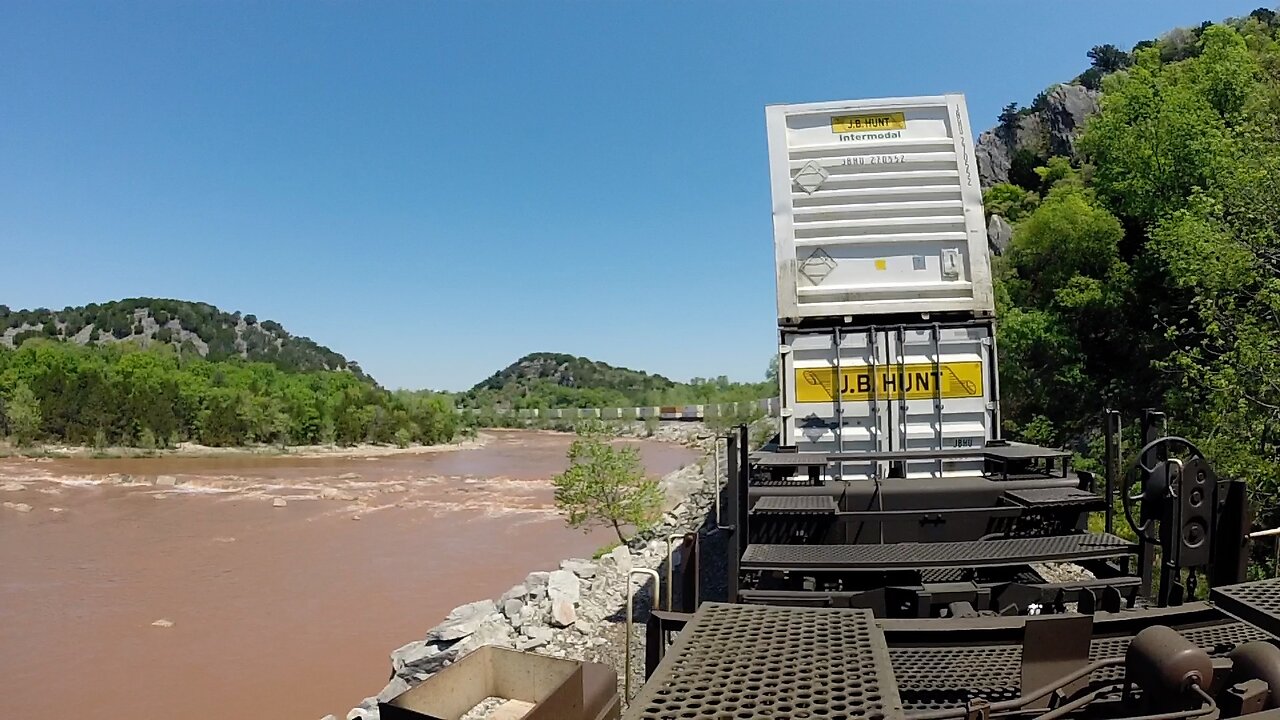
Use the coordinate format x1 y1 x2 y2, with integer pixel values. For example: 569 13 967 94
782 328 889 480
885 322 994 478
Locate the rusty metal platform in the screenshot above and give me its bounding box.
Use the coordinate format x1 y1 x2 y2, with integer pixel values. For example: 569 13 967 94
625 602 904 720
741 533 1135 572
1211 578 1280 638
750 495 838 515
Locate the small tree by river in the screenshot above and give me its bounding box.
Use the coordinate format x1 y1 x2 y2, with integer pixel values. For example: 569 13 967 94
552 420 663 544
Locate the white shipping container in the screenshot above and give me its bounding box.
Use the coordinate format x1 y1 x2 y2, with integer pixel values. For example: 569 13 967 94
766 94 993 323
779 320 999 479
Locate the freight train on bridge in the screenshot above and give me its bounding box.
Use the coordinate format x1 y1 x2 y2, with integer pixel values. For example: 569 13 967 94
380 94 1280 720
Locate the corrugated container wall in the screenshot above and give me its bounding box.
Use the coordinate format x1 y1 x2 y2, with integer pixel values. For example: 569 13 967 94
767 94 993 324
779 320 999 478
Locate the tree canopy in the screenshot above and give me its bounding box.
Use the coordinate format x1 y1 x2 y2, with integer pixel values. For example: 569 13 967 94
995 19 1280 530
551 420 663 543
0 340 459 448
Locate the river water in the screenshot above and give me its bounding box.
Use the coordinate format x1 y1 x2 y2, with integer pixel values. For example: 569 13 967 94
0 430 698 720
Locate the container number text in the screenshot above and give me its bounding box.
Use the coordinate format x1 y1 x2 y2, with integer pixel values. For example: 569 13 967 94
841 155 905 166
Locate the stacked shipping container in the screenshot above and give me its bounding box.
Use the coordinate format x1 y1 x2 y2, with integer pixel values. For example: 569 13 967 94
765 94 999 479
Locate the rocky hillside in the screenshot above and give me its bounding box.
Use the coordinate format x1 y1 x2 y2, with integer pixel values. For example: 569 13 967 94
976 84 1100 192
0 298 364 378
460 352 776 412
973 21 1230 253
977 82 1101 257
974 15 1260 255
460 352 676 409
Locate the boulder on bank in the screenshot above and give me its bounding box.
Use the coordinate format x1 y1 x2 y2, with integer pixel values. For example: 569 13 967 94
550 597 576 627
427 599 497 642
523 571 550 599
376 676 409 704
560 558 597 578
503 597 524 621
547 570 580 604
608 544 632 575
390 639 448 677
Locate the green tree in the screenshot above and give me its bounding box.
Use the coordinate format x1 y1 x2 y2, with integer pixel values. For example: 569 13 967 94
1088 43 1132 73
1078 30 1256 226
552 421 663 543
983 183 1040 222
5 381 42 445
998 102 1021 136
393 427 413 448
993 20 1280 538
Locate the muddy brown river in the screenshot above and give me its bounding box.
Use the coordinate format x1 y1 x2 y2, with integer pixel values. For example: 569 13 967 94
0 430 698 720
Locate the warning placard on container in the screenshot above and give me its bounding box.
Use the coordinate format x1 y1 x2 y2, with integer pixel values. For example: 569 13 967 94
795 361 984 403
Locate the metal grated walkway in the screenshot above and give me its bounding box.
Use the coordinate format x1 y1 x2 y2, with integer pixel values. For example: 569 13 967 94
751 495 839 515
890 620 1272 712
1212 578 1280 638
741 533 1136 572
1003 487 1106 510
626 603 904 720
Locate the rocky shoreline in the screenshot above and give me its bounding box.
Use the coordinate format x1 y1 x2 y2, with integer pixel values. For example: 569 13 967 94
338 421 734 720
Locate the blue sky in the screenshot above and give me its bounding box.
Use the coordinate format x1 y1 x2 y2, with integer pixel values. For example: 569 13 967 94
0 1 1261 391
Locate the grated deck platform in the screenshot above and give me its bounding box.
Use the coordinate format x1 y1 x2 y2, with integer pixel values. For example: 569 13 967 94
1212 578 1280 638
626 603 904 720
742 533 1135 572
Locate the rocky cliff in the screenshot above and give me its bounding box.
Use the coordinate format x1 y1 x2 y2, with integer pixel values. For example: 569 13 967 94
976 83 1100 190
976 83 1101 256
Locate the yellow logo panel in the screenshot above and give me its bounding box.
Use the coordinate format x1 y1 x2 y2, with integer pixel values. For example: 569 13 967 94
830 112 907 133
795 361 984 403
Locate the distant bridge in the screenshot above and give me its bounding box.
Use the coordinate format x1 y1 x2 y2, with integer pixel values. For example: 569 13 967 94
461 398 781 422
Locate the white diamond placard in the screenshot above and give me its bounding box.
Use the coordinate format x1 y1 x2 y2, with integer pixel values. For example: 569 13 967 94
792 160 828 194
799 248 837 285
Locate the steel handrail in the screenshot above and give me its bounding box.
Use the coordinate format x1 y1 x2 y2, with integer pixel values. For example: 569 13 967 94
623 568 660 704
664 533 687 611
1249 526 1280 577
